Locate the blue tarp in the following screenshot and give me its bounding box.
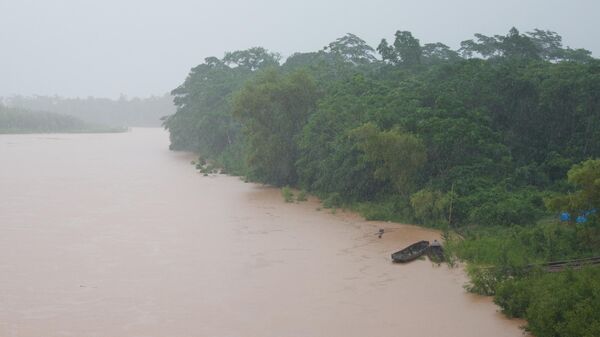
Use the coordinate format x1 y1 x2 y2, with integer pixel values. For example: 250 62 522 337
561 209 597 223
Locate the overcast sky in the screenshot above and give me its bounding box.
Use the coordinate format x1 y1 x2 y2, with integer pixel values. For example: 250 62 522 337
1 0 598 98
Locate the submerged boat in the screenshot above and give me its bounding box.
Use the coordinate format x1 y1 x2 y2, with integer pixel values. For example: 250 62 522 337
391 240 430 263
427 244 445 263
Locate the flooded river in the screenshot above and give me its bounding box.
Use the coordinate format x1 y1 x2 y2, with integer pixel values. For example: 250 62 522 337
0 128 524 337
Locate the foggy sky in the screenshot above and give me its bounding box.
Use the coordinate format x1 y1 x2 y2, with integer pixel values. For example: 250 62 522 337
1 0 598 99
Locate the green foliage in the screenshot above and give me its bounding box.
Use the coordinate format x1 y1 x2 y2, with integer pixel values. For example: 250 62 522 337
462 187 544 227
165 56 246 153
166 29 600 230
356 195 412 222
323 33 376 65
233 69 318 186
495 269 600 337
494 276 533 317
0 105 120 133
322 193 342 209
165 30 600 334
296 190 307 202
5 94 172 128
421 42 461 65
546 159 600 217
165 29 599 230
357 201 397 221
223 47 281 70
568 159 600 209
449 210 600 336
459 27 593 62
350 123 427 195
410 188 451 226
281 186 294 203
448 222 594 270
378 30 422 66
296 74 393 201
215 141 247 176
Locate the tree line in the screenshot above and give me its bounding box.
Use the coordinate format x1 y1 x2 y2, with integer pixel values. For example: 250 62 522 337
0 105 122 133
3 94 174 128
164 28 600 336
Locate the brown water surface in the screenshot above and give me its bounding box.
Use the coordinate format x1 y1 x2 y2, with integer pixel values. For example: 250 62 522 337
0 128 524 336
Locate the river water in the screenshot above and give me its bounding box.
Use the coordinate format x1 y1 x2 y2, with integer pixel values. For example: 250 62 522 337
0 128 524 337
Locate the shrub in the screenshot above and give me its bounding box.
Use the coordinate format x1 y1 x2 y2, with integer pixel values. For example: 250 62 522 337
323 192 342 209
356 195 412 222
281 186 294 203
462 187 544 226
410 188 451 226
296 190 307 202
494 276 533 317
501 268 600 337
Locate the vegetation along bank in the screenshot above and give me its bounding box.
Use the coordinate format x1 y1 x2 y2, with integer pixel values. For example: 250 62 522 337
163 28 600 337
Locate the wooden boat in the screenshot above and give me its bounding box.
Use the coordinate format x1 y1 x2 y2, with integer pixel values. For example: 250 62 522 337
391 240 430 263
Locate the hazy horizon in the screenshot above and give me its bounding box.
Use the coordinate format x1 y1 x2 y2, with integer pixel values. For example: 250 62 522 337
2 0 599 99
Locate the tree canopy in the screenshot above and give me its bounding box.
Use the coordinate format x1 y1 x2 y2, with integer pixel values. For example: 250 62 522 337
163 29 599 336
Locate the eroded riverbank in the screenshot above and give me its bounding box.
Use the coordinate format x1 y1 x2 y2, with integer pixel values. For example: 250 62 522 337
0 128 524 337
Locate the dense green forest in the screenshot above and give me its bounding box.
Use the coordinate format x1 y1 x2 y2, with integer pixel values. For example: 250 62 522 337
163 28 600 336
0 105 124 133
2 94 174 127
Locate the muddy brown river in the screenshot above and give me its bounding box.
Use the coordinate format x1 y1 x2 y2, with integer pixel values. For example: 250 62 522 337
0 128 524 337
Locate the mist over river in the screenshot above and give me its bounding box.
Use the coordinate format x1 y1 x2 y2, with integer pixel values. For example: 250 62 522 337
0 128 524 337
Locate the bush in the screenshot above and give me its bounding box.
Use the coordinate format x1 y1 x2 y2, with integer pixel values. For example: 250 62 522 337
464 266 504 296
461 187 544 226
410 188 451 226
358 201 397 221
323 192 342 209
494 276 533 317
296 190 307 202
494 268 600 337
355 195 413 222
281 186 294 203
448 218 600 336
216 142 247 176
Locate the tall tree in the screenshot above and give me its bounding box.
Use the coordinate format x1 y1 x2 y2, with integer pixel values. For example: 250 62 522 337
233 70 318 185
393 30 423 66
499 27 540 59
546 159 600 218
350 123 427 195
527 29 566 61
421 42 460 64
460 27 593 62
223 47 281 70
323 33 376 64
377 30 422 66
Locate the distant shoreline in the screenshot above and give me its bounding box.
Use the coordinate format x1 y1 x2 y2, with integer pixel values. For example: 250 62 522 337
0 126 129 135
